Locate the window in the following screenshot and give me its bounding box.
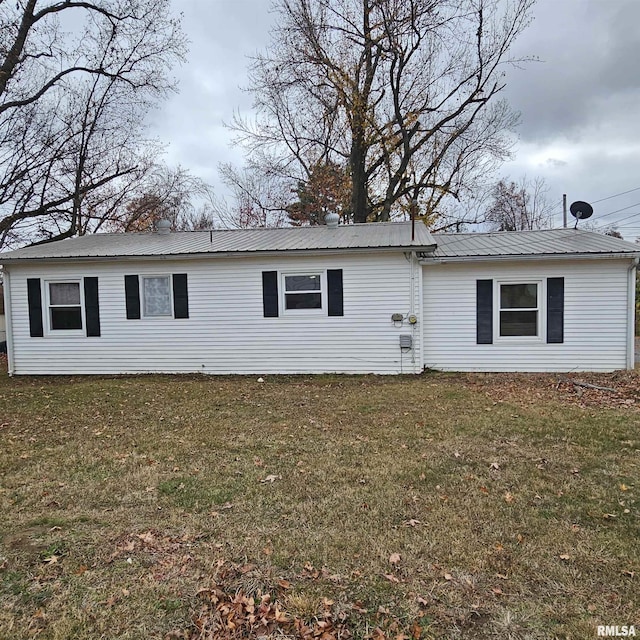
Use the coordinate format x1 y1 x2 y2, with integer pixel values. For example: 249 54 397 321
142 276 172 317
499 282 539 337
283 274 322 310
48 282 82 330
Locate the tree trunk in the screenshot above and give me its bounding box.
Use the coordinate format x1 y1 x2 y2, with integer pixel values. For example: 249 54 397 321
350 132 368 223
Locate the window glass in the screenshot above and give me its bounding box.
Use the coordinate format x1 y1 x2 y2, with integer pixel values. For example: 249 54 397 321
51 307 83 330
49 282 82 330
500 310 537 336
285 293 322 309
499 283 538 337
284 274 322 310
143 276 171 316
500 283 537 309
284 275 321 291
50 282 80 305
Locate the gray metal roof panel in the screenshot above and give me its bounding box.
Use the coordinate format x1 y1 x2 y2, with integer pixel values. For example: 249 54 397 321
429 228 640 259
0 222 436 262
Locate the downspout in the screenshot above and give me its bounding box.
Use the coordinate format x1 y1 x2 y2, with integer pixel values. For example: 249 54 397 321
627 257 639 370
2 267 15 376
417 253 424 372
410 252 417 371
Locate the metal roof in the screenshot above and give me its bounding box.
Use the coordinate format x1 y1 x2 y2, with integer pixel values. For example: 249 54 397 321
0 221 436 262
1 224 637 265
428 228 640 261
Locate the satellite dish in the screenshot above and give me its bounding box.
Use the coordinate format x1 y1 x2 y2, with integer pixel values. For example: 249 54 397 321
569 201 593 220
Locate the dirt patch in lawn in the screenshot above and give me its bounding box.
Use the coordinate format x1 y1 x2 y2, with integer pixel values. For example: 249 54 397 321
458 369 640 411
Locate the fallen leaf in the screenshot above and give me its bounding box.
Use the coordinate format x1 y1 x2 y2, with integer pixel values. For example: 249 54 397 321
620 483 629 491
489 462 500 470
137 531 155 544
403 519 420 527
260 474 281 484
384 573 400 583
559 554 570 561
504 492 514 504
491 587 503 595
43 555 59 565
443 572 453 581
389 553 401 566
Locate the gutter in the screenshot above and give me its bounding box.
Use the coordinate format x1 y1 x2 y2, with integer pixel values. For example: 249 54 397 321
419 252 640 265
0 244 439 265
627 257 639 370
2 267 14 376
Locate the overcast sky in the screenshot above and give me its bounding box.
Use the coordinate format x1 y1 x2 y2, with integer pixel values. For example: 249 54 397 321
148 0 640 239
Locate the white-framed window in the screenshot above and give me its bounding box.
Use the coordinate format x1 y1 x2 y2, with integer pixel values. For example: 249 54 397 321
282 273 323 311
47 281 83 331
498 281 540 338
142 276 172 317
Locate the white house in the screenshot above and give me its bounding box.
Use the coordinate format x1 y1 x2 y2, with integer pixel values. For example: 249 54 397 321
0 222 638 375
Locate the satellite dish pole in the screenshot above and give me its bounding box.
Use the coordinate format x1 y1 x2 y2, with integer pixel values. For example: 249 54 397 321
563 194 567 228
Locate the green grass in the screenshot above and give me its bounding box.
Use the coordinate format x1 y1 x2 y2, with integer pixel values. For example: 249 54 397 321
0 368 638 639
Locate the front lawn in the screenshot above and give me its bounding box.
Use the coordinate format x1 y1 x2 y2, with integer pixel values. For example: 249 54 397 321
0 367 638 639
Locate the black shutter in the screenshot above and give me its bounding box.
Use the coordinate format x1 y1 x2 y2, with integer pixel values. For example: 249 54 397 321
262 271 278 317
476 279 493 344
84 277 101 337
124 275 140 319
327 269 344 316
27 278 44 337
547 277 564 344
172 273 189 319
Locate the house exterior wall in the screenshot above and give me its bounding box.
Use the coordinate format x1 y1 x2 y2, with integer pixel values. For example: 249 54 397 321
6 252 421 375
422 258 633 372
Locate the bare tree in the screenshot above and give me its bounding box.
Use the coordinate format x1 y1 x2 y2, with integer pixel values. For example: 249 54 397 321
0 0 186 248
230 0 534 226
485 176 554 231
106 165 216 232
212 163 291 229
287 161 351 226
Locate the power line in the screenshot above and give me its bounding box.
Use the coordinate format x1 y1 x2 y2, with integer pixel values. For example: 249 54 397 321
592 185 640 204
593 200 640 221
594 210 640 230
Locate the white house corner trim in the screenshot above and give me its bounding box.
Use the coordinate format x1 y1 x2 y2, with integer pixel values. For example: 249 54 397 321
628 258 638 370
3 268 15 376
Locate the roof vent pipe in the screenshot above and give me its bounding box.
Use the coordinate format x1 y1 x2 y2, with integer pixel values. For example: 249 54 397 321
324 212 339 228
155 219 171 235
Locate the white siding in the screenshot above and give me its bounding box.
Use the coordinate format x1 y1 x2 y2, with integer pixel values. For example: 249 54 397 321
422 259 632 372
7 253 420 375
